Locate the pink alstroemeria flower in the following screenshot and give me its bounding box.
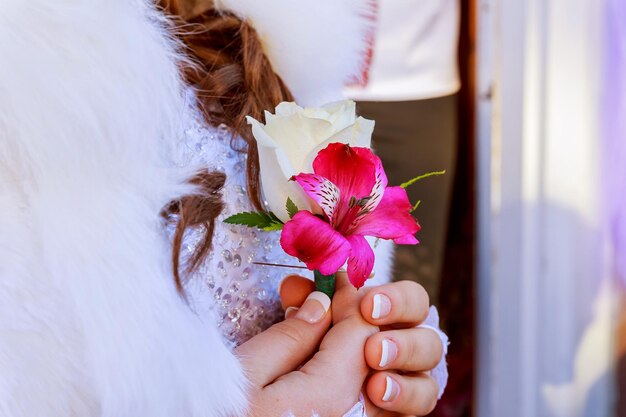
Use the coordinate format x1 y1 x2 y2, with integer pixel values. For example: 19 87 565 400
280 142 421 288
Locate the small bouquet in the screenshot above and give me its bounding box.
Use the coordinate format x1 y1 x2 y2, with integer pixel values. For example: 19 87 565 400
225 100 442 297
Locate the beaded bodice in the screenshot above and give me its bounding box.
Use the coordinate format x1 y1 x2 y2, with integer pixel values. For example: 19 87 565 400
171 107 306 347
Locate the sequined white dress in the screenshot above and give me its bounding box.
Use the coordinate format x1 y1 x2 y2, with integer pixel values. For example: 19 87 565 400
173 115 305 347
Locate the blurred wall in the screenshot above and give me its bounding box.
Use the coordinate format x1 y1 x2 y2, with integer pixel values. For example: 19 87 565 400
477 0 614 416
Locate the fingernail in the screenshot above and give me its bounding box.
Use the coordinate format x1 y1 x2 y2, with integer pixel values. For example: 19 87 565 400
294 291 330 324
382 376 400 402
285 306 299 319
372 293 391 319
379 338 398 367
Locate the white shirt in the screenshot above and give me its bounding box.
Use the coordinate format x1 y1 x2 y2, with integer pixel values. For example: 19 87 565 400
345 0 461 101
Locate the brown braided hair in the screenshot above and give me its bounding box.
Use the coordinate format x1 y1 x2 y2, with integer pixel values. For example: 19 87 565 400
159 0 294 295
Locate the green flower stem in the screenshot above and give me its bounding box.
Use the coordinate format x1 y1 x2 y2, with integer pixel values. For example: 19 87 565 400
314 270 335 299
400 170 446 189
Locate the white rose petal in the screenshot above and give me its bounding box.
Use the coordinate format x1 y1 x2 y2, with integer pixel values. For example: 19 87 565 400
320 100 357 129
257 147 313 221
247 99 375 222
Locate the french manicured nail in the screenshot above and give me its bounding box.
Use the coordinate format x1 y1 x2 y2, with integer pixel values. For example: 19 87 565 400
295 291 330 323
372 293 391 319
382 376 400 402
379 338 398 367
285 306 299 319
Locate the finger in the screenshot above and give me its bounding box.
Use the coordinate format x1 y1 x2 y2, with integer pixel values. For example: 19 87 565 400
360 281 429 326
295 315 376 411
334 269 355 292
279 274 315 310
235 291 331 387
331 270 365 324
365 328 443 372
366 371 439 416
299 271 377 387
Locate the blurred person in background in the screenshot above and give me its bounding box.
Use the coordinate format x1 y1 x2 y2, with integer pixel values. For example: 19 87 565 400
346 0 460 303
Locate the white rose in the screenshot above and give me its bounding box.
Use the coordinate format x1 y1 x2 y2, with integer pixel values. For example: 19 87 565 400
246 100 375 222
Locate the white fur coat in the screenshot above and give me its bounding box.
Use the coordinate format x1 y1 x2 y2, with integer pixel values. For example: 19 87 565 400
0 1 247 416
0 1 380 416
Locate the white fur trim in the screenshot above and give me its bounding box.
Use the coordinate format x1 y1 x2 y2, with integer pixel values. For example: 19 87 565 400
0 1 247 416
215 0 377 107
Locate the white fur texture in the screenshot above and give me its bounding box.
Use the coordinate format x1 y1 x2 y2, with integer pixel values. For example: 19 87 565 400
216 0 376 107
0 1 247 416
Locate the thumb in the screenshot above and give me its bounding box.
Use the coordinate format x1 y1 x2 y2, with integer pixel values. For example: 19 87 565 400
297 272 377 401
279 274 316 310
235 291 332 387
331 270 366 324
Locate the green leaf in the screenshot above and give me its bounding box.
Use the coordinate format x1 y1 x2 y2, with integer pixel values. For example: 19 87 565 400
223 211 284 229
285 197 299 219
223 212 271 228
400 170 446 189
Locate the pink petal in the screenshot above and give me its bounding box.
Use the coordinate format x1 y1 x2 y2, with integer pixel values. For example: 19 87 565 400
353 186 421 243
313 143 390 233
393 234 420 245
346 235 375 289
292 173 340 222
280 211 351 275
343 154 389 232
359 151 388 212
312 143 377 202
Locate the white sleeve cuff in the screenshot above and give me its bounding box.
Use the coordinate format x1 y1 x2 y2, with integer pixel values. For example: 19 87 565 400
341 394 367 417
417 305 449 399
